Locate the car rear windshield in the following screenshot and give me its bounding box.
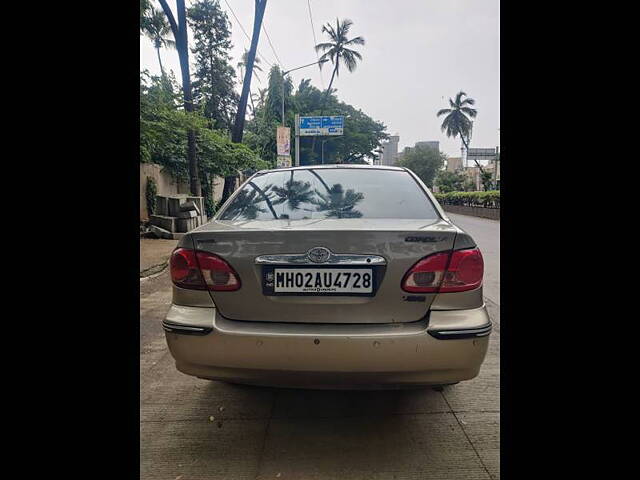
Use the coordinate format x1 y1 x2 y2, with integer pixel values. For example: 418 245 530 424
218 168 439 221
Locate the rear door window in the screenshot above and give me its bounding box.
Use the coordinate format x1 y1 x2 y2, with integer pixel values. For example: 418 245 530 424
219 168 439 221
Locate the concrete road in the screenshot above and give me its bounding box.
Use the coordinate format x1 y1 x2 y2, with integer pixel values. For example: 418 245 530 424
140 214 500 479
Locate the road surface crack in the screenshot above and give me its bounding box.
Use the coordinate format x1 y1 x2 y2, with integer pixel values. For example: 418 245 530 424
440 391 494 479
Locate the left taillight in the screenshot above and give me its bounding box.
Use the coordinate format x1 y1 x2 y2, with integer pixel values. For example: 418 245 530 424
170 248 241 291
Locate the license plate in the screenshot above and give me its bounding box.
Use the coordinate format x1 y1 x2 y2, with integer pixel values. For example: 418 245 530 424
263 267 374 295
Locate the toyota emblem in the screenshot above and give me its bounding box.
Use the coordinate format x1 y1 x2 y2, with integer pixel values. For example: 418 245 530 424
307 247 331 263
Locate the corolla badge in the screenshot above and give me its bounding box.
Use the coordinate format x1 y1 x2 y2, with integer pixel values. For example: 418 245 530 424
307 247 331 263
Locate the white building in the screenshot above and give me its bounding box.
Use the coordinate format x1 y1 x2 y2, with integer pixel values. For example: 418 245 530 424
380 135 400 166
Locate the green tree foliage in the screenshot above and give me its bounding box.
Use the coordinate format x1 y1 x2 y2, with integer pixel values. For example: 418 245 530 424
435 170 467 193
140 71 267 212
245 66 387 167
146 177 158 215
141 5 176 77
188 0 238 132
437 91 477 152
480 170 494 191
140 0 152 32
315 18 365 108
395 145 445 188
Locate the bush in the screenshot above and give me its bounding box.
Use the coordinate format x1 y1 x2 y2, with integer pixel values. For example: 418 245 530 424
434 190 500 208
146 177 158 216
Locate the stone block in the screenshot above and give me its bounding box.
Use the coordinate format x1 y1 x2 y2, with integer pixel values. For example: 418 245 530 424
179 200 201 215
177 217 197 233
150 215 176 233
177 210 197 219
186 196 204 214
167 197 183 217
155 196 169 216
148 225 173 239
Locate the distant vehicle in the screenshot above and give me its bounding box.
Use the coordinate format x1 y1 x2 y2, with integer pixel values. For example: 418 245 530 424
163 165 491 388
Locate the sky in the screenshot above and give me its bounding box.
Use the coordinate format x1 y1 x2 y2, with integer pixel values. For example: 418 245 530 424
140 0 500 158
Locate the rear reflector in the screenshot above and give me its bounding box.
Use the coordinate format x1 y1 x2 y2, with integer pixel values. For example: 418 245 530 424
170 248 241 291
401 248 483 293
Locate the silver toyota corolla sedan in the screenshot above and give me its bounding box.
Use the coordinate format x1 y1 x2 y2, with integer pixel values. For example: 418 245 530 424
163 164 491 388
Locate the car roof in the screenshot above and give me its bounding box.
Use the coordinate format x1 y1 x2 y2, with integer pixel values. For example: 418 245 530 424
254 164 407 175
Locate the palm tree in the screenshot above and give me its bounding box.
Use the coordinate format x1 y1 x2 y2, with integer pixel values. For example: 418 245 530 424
238 50 263 115
269 172 316 211
315 18 365 107
437 91 480 170
237 49 263 84
314 183 364 219
312 18 364 160
142 5 176 78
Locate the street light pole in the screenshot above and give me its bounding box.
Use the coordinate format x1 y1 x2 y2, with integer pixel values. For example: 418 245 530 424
280 59 327 155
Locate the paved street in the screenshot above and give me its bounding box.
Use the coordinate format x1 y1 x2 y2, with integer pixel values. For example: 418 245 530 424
140 213 500 479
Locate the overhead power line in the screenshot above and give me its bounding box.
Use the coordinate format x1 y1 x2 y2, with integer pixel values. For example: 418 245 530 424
261 21 282 66
222 0 274 67
306 0 325 88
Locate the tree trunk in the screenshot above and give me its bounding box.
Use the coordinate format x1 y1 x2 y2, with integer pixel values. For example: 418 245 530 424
222 0 267 203
156 46 165 78
457 126 485 175
159 0 201 196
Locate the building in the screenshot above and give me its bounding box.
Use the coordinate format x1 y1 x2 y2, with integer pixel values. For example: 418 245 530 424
463 163 498 191
415 140 439 152
446 157 463 172
380 135 400 166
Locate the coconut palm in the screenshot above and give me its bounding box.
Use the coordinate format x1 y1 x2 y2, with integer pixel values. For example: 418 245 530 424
237 49 263 84
314 183 364 219
315 18 365 105
437 91 483 171
142 5 176 78
270 177 316 211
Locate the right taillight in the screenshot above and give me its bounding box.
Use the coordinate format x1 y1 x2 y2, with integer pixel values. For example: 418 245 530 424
401 248 483 293
170 248 241 291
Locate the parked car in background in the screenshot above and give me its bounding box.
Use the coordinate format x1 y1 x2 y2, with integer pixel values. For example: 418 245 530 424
163 165 491 388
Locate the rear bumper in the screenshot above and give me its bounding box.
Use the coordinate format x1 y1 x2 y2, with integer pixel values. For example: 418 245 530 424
163 305 491 387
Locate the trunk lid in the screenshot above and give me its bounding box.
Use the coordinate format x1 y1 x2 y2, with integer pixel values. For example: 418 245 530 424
189 217 458 324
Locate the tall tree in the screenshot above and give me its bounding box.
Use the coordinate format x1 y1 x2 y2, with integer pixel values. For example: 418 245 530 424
315 18 365 107
312 18 365 155
395 145 445 188
141 5 176 78
237 49 263 84
140 0 152 32
238 49 263 115
158 0 201 196
222 0 268 203
437 91 484 176
244 75 386 166
188 0 238 132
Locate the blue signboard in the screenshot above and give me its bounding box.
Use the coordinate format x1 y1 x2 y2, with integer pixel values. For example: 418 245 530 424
299 116 344 136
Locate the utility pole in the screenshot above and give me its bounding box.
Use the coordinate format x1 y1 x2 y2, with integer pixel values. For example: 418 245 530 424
222 0 267 203
495 129 500 189
295 114 300 166
281 59 327 125
279 59 326 167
